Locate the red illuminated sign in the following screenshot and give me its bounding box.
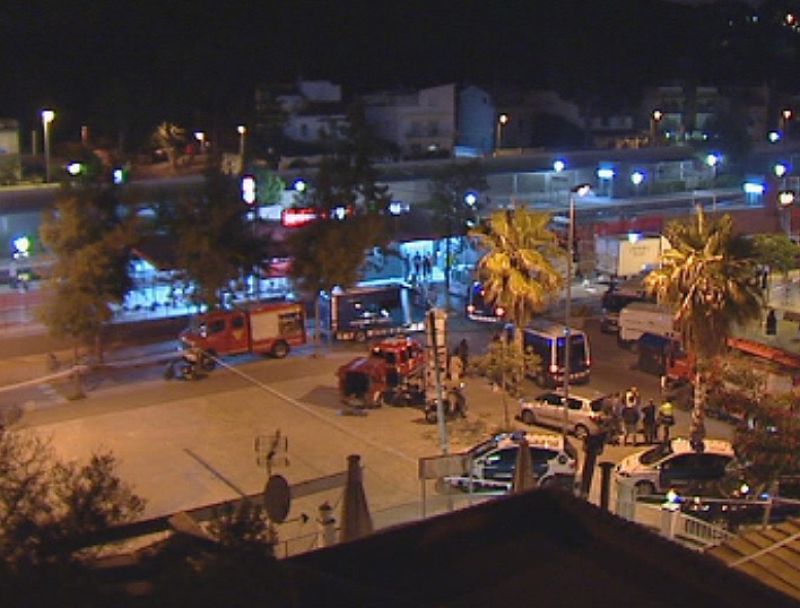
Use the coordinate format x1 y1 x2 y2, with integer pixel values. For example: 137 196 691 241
281 208 319 227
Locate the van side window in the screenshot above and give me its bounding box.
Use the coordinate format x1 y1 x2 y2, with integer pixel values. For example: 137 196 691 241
209 319 225 334
231 315 245 330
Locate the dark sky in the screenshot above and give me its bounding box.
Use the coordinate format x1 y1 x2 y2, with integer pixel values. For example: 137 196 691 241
0 0 789 148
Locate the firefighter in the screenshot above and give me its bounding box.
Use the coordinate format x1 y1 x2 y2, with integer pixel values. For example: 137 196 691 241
657 399 675 443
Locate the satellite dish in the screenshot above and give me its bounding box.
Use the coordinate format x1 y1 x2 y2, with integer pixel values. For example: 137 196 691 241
264 474 291 523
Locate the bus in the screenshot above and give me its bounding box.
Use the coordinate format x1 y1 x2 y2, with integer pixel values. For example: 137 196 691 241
523 320 591 387
465 281 505 322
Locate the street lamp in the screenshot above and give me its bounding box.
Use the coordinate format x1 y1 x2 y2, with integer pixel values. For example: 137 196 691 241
779 190 795 237
194 131 205 152
706 153 720 184
237 125 246 160
41 109 55 183
781 108 793 137
496 113 509 150
650 110 663 146
630 170 645 197
563 183 591 440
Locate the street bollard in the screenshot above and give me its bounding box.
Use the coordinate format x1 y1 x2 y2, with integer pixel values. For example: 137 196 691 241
317 501 337 547
660 502 680 539
598 461 616 511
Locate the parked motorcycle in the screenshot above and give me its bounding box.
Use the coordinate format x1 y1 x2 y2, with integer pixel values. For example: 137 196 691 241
424 384 467 424
164 349 202 381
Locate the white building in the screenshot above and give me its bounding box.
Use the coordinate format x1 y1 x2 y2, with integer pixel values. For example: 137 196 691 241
277 80 347 144
364 83 456 157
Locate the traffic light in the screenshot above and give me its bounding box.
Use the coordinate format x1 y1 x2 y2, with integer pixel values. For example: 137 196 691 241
241 175 256 205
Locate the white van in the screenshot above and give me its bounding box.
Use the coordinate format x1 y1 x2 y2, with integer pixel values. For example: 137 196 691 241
618 302 675 345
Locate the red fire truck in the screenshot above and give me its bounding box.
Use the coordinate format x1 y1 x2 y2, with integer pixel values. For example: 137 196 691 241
337 337 427 408
180 301 306 366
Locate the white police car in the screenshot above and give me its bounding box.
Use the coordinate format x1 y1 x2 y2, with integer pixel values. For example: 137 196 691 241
444 431 577 493
614 437 735 496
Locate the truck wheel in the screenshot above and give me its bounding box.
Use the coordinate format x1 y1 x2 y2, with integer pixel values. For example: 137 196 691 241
354 330 367 343
271 341 289 359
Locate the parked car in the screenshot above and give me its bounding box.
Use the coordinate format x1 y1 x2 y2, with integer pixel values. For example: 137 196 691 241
614 437 735 496
442 431 577 493
518 389 608 439
678 471 800 532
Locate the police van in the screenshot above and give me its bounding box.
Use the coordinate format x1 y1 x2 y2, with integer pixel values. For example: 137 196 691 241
523 320 591 387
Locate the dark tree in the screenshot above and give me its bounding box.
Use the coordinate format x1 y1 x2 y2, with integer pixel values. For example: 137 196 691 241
38 181 137 367
426 161 488 307
173 158 269 309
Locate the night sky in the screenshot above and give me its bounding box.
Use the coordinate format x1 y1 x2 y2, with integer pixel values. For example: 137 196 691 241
0 0 794 148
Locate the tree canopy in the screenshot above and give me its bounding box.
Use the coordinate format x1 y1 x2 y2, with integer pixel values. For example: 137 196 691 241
173 160 268 309
645 209 763 442
470 208 563 330
38 184 136 356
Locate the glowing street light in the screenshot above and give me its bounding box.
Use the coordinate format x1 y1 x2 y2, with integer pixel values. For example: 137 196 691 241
651 109 663 145
774 162 788 179
553 159 565 173
293 178 307 193
194 131 205 152
781 108 793 136
779 190 796 237
706 153 720 183
630 170 645 197
237 125 246 160
464 192 478 207
496 113 509 149
41 109 55 183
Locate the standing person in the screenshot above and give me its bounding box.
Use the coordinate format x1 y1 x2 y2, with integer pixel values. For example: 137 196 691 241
457 338 469 369
413 253 422 280
610 391 624 444
642 399 657 444
657 398 675 443
765 309 777 336
621 402 641 446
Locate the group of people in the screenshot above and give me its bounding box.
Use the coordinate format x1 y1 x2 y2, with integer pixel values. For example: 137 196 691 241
407 252 435 283
602 387 675 447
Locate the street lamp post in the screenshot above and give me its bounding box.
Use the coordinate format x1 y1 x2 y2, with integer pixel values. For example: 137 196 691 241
41 110 55 183
237 125 246 162
630 170 644 198
563 183 592 440
496 113 509 150
706 153 719 185
650 110 663 146
779 190 795 238
781 109 793 140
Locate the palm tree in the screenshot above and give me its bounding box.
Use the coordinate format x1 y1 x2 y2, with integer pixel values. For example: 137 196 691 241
470 208 563 327
644 208 763 445
469 208 563 426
